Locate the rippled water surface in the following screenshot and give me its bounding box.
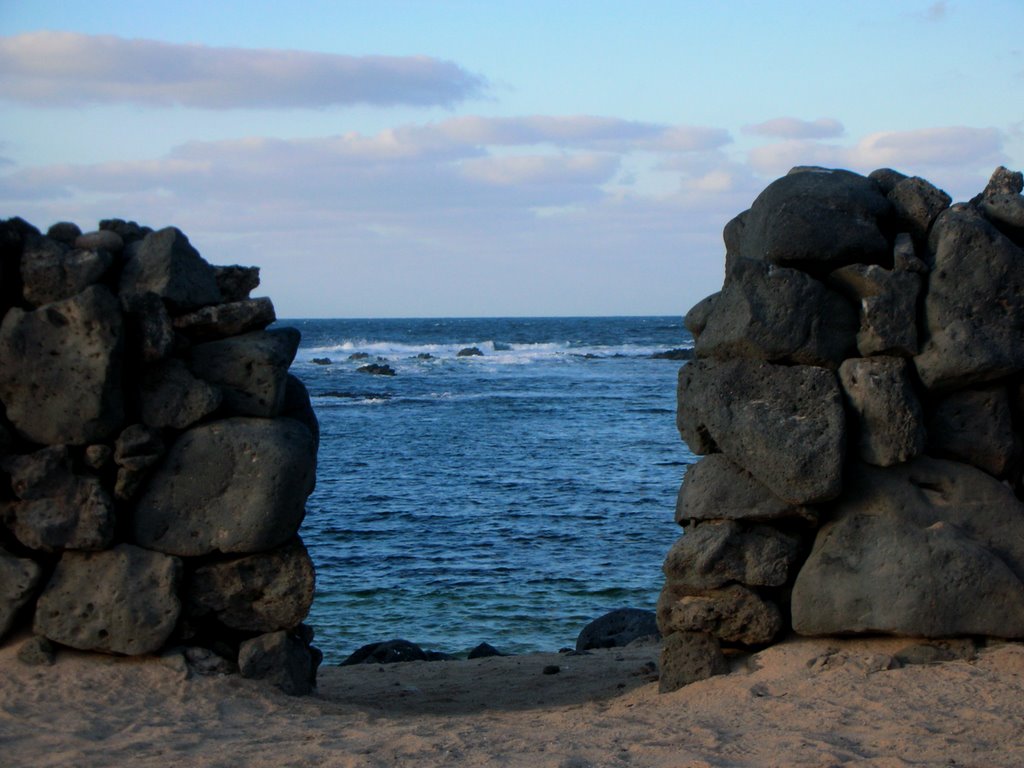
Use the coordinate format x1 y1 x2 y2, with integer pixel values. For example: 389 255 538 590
286 316 696 661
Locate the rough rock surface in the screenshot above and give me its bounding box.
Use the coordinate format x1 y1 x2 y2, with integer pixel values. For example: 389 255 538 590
132 417 316 556
838 356 925 467
828 263 922 357
20 235 114 306
119 227 221 311
238 630 318 696
658 631 728 693
34 544 182 655
0 548 43 641
575 608 659 651
677 358 845 504
926 385 1018 477
657 583 783 646
675 454 813 524
139 358 223 430
0 285 124 444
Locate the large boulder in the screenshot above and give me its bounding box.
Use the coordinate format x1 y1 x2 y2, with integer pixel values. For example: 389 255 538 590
914 206 1024 390
657 582 782 646
575 608 659 651
20 235 114 307
886 175 951 243
837 356 925 467
662 520 802 591
139 358 223 430
132 417 316 556
119 227 221 312
0 285 124 444
34 544 182 655
677 358 846 504
659 631 728 693
694 258 857 368
675 455 814 524
827 261 922 357
727 167 893 273
1 445 116 551
238 630 318 695
172 297 276 342
188 328 301 417
791 458 1024 638
926 384 1018 478
186 537 315 633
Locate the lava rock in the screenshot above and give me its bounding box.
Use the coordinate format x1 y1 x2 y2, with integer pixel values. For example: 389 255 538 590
238 630 318 695
657 583 782 646
139 358 223 430
575 608 660 651
0 547 43 641
172 297 276 341
119 227 221 312
340 639 428 665
838 356 925 467
659 631 728 693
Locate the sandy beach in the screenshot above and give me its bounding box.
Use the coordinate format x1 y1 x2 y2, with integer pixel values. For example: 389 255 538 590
2 633 1023 767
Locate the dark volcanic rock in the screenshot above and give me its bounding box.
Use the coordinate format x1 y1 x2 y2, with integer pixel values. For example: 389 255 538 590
21 234 114 306
677 358 845 504
0 285 124 445
186 537 316 633
132 417 316 556
172 297 276 341
238 630 318 695
281 374 320 455
838 356 925 467
695 258 856 368
926 384 1018 477
791 458 1024 638
46 222 82 245
659 631 728 693
651 348 694 360
457 347 483 357
886 175 951 242
119 227 221 312
662 520 802 590
683 293 718 341
139 358 223 430
730 167 893 273
34 544 182 655
189 328 301 417
675 454 813 524
914 205 1024 390
75 230 124 254
657 582 782 646
1 445 116 551
213 265 260 303
121 291 175 362
113 424 165 502
0 547 43 641
468 642 506 659
828 262 922 357
575 608 659 651
357 363 396 376
340 639 429 665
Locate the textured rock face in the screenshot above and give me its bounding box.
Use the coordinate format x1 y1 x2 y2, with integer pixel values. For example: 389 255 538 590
34 544 182 655
658 632 728 693
662 166 1024 661
0 285 124 444
133 417 316 556
677 358 845 504
0 217 320 692
575 608 659 651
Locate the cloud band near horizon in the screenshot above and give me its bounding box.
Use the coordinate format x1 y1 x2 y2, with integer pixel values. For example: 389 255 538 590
0 31 487 109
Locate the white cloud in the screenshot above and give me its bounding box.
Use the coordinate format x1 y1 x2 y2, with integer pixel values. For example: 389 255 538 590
743 117 844 140
0 31 486 109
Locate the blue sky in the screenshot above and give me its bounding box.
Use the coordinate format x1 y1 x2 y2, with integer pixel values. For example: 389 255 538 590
1 1 1022 317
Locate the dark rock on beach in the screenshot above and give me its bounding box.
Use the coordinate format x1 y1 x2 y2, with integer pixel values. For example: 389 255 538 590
576 608 660 651
340 639 429 666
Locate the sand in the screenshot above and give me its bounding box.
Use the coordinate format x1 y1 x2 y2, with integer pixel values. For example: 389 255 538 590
2 633 1024 767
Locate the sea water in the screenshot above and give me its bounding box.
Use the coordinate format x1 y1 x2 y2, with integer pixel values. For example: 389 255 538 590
286 316 697 661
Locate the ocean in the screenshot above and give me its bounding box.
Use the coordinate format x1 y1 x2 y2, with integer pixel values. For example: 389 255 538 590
285 316 697 662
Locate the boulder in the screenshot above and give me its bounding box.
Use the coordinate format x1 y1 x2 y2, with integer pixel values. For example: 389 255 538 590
827 263 922 357
118 227 221 312
979 193 1024 245
189 328 301 417
914 206 1024 390
213 265 260 303
926 384 1018 477
675 454 814 524
0 548 43 641
694 258 856 368
238 630 318 695
172 297 276 341
886 175 951 242
575 608 659 651
139 358 223 430
791 457 1024 638
340 639 429 665
46 222 82 245
99 219 151 245
0 285 124 445
121 291 175 362
357 363 396 376
132 417 316 556
729 167 893 273
662 520 802 590
1 445 115 551
977 165 1023 199
467 642 506 659
658 632 728 693
457 347 483 357
280 375 320 455
186 537 315 633
75 230 124 254
113 424 165 501
683 293 718 341
34 544 182 655
838 356 925 466
20 235 114 306
657 582 782 646
868 167 908 195
677 358 846 504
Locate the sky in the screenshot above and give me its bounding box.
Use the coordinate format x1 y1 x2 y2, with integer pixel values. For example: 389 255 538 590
1 1 1022 318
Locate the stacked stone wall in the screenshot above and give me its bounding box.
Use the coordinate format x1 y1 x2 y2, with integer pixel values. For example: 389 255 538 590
0 218 320 694
660 166 1024 685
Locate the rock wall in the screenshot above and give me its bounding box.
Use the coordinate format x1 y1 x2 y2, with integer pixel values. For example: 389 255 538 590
0 218 321 694
660 166 1024 681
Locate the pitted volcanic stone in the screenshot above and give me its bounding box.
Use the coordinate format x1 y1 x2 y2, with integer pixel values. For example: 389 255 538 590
139 358 222 430
677 358 846 504
828 263 922 357
34 544 182 655
186 537 316 633
838 356 925 467
659 632 728 693
0 285 124 445
0 547 43 641
657 583 782 646
675 455 814 524
238 630 318 695
132 417 316 556
188 328 301 417
926 384 1018 477
173 296 276 341
886 175 951 242
694 258 856 368
914 205 1024 390
21 234 114 306
119 226 221 311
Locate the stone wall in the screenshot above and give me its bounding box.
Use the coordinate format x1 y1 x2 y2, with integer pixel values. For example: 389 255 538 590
659 166 1024 685
0 219 321 694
